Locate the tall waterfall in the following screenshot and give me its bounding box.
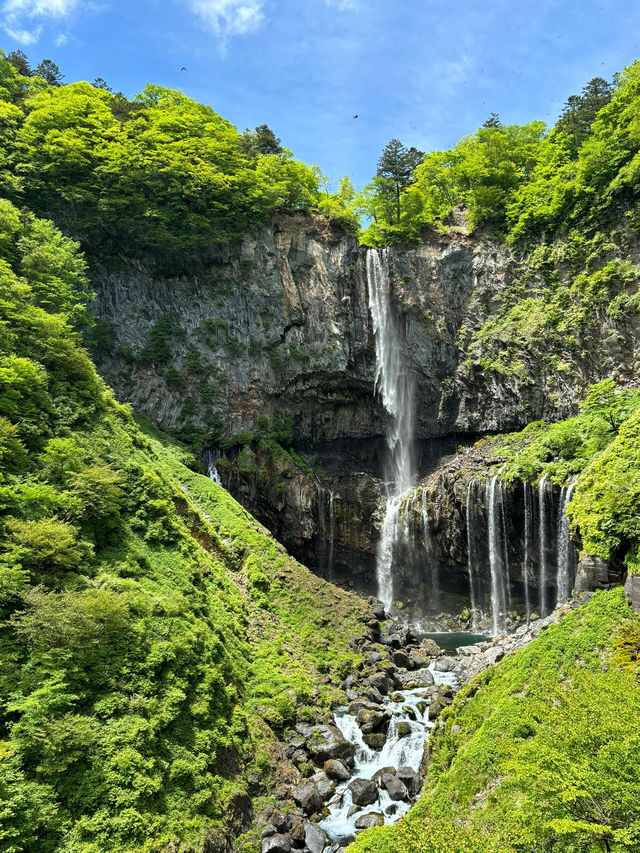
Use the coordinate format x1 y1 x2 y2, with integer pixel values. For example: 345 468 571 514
538 474 550 617
317 484 336 573
522 482 533 625
328 488 335 572
420 489 439 613
367 249 416 609
486 475 508 635
556 482 576 605
465 480 479 630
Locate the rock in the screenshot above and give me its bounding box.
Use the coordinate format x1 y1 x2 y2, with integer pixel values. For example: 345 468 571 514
433 656 457 672
347 698 381 715
315 775 335 802
389 692 405 702
356 708 390 734
304 823 329 853
324 759 350 781
269 809 288 833
408 649 431 669
292 781 323 815
295 723 356 764
355 813 385 829
574 554 611 593
379 773 409 801
372 766 397 783
365 673 390 695
289 820 306 848
396 721 412 738
364 686 384 704
484 647 505 666
363 732 387 750
392 650 412 668
261 834 291 853
396 668 434 688
428 697 445 720
348 778 378 806
624 574 640 612
420 639 441 656
396 765 422 797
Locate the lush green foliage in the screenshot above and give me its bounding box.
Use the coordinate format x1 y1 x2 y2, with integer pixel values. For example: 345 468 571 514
0 52 358 271
350 589 640 853
0 197 366 852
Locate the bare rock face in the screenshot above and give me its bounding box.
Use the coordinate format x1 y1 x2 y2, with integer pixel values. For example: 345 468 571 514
624 574 640 612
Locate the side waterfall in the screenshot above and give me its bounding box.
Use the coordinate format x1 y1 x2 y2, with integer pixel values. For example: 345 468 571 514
538 474 550 617
420 489 440 613
317 484 336 573
556 482 576 605
367 249 416 609
522 482 532 625
486 475 508 635
465 480 479 630
205 449 222 486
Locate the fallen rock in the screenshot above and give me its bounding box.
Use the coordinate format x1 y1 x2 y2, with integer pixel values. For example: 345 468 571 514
355 813 385 829
395 668 434 688
420 638 441 656
363 732 387 749
356 708 390 734
295 723 356 764
261 834 291 853
379 772 409 801
304 823 328 853
348 778 378 806
324 759 350 781
396 765 421 797
433 656 457 672
289 820 305 848
292 781 323 815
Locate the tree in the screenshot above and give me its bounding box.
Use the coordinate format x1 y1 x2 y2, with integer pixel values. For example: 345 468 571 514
92 77 112 91
482 113 502 128
34 59 63 86
240 123 283 157
6 50 31 77
557 76 614 148
377 139 424 223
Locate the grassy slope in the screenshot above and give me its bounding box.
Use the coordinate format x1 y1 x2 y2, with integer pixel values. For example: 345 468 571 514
350 589 640 853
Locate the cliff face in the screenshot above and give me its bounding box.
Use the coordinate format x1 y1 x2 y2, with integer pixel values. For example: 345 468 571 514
90 212 638 619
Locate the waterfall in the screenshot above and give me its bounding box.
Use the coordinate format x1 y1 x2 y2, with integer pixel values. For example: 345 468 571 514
556 481 577 606
465 480 478 630
328 488 335 572
420 489 439 613
522 482 532 626
486 475 508 635
205 449 222 486
367 249 416 609
499 480 512 618
538 474 550 617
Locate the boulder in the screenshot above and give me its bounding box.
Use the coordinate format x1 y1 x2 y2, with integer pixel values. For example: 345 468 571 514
355 813 385 829
372 766 397 783
396 721 412 738
396 668 434 688
304 823 329 853
347 698 381 715
356 708 390 734
289 820 306 848
396 765 421 798
348 778 378 806
420 638 441 656
324 759 350 781
408 649 431 669
433 656 457 672
292 781 323 815
365 673 390 695
261 834 291 853
379 773 409 801
363 732 387 749
392 650 412 668
295 723 356 764
574 554 611 593
269 809 288 833
625 574 640 612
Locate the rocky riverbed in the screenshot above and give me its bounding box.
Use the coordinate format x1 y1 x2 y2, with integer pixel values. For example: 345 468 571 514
248 592 587 853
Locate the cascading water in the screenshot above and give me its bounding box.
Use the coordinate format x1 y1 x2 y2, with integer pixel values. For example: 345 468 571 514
367 249 416 609
205 449 222 486
317 484 336 573
538 474 550 617
522 482 533 625
486 475 508 635
465 480 479 630
328 488 335 572
420 490 440 613
556 481 577 605
319 668 457 845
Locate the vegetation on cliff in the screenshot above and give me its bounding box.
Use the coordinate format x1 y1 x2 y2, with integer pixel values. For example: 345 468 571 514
350 588 640 853
0 195 366 852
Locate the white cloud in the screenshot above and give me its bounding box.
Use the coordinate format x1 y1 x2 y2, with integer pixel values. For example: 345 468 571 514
54 30 67 44
188 0 265 46
324 0 359 9
2 0 79 44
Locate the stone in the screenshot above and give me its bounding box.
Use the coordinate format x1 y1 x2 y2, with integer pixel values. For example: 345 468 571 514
408 649 431 670
624 574 640 612
355 813 385 829
348 778 378 806
365 673 390 695
433 656 457 672
396 721 412 738
315 775 335 802
324 759 350 781
363 732 387 749
289 820 306 848
364 686 384 704
392 650 412 668
396 765 422 797
356 708 390 734
574 554 611 593
269 809 288 833
428 697 445 720
292 781 323 815
379 773 409 801
396 668 434 688
304 823 329 853
261 834 291 853
347 698 381 715
295 723 356 764
420 639 441 657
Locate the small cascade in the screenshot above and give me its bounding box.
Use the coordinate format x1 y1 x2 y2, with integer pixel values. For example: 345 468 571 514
367 248 416 609
522 481 533 625
328 488 335 572
420 490 440 613
556 481 577 605
486 475 508 635
319 669 457 845
498 479 513 617
538 474 550 617
465 480 479 630
204 448 222 486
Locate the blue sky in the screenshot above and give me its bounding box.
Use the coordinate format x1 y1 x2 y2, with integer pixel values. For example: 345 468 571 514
2 0 640 190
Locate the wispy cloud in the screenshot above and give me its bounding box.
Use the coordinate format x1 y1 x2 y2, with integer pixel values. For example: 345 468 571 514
324 0 359 9
2 0 79 44
188 0 264 51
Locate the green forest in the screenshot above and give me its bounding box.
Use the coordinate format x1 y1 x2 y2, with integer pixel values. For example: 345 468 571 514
0 42 640 853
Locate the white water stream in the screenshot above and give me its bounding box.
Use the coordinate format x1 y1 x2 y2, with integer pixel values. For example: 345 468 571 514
319 667 457 845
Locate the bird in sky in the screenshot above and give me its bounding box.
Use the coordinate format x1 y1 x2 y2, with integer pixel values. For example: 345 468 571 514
181 66 187 72
353 114 358 118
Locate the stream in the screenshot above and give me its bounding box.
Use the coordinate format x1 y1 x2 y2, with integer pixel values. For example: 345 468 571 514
318 664 458 845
